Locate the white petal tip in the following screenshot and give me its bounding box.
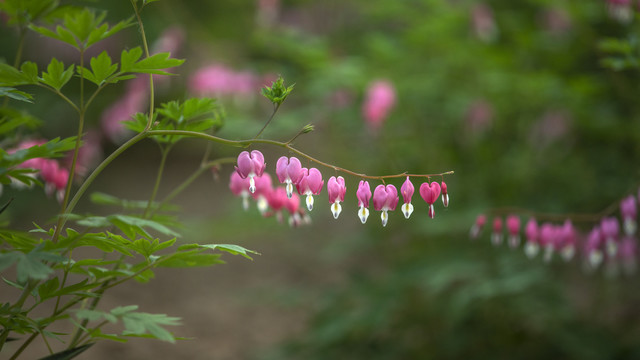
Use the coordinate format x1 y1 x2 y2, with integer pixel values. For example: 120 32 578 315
306 195 314 211
358 206 369 224
331 202 342 219
401 203 413 219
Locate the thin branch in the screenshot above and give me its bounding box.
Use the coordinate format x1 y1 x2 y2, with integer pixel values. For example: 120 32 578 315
253 103 280 139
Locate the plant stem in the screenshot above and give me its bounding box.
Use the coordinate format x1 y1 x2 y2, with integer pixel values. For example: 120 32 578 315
130 0 155 130
143 145 171 218
146 130 455 181
253 103 280 139
154 157 236 213
53 50 86 243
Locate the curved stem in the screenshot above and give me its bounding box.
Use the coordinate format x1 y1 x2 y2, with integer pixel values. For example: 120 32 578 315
53 50 85 243
60 131 149 230
146 130 455 180
143 145 171 217
155 157 236 212
130 0 155 130
36 84 81 114
253 104 280 139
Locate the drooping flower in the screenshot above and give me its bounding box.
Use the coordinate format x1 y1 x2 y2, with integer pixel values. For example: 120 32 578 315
620 195 637 236
524 218 539 258
373 184 398 227
235 150 266 193
506 214 520 249
400 177 415 219
229 171 252 210
559 220 577 262
491 217 503 246
441 181 449 208
362 80 396 133
471 3 498 42
419 181 441 219
619 235 637 275
584 226 604 270
470 214 487 239
40 160 69 203
607 0 634 23
327 176 346 219
283 191 303 227
276 156 304 198
251 172 273 214
356 180 372 224
539 222 556 263
267 186 288 223
296 167 323 211
601 217 620 257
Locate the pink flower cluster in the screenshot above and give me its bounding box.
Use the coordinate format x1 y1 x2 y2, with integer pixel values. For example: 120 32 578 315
471 189 640 275
230 150 450 227
362 80 396 133
6 140 70 203
189 65 258 98
606 0 639 23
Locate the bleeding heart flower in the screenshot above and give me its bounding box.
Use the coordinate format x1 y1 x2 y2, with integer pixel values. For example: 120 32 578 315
400 177 414 219
356 180 372 224
373 184 398 227
419 181 441 218
276 156 304 198
235 150 266 193
296 167 323 211
441 181 449 207
506 214 520 249
328 176 346 219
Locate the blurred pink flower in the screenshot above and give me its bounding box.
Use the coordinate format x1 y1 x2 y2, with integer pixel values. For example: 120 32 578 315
465 99 493 134
63 130 102 179
256 0 280 27
529 109 571 148
101 77 148 143
471 3 498 42
189 64 258 97
607 0 634 23
541 8 572 36
362 80 396 132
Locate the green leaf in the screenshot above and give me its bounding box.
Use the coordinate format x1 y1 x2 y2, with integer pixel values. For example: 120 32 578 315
0 63 34 86
29 24 78 49
76 309 117 323
78 51 118 86
121 311 181 343
157 250 223 268
108 215 180 239
129 238 176 258
262 76 294 105
89 192 179 212
86 17 134 49
177 243 260 260
120 47 144 73
0 107 41 135
0 87 33 103
37 343 94 360
0 252 21 272
0 0 58 26
127 52 185 75
37 276 60 300
20 61 39 83
110 305 138 317
48 279 97 298
41 58 74 91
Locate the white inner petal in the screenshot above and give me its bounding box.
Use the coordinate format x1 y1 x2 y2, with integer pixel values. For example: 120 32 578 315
358 206 369 224
331 201 342 219
306 195 314 211
401 203 413 219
